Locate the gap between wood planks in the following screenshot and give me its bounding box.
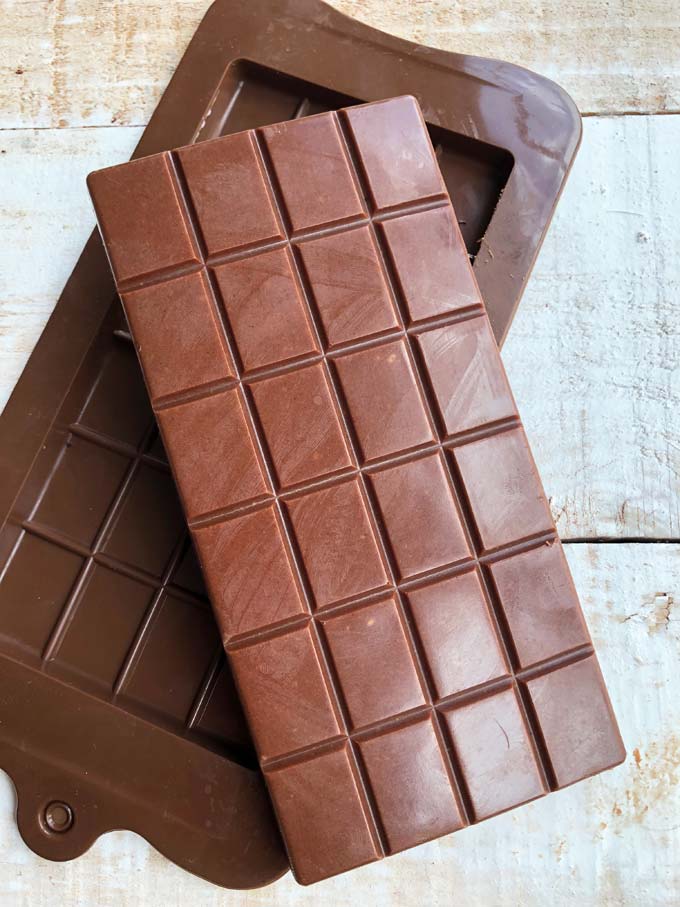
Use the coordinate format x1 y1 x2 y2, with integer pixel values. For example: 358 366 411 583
563 538 680 545
581 110 680 118
1 110 679 134
0 124 142 132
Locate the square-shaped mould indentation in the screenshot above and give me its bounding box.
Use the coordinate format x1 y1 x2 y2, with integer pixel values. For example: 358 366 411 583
0 533 83 657
121 592 220 725
251 363 353 488
177 131 283 256
265 743 380 885
381 207 481 322
193 506 305 642
33 435 130 547
334 339 434 462
145 429 168 465
369 454 470 579
87 154 200 284
444 688 546 821
101 464 185 577
78 342 153 448
192 657 252 751
157 389 270 520
418 317 516 437
122 270 234 401
214 63 309 135
297 226 398 347
526 656 625 788
229 623 341 760
321 596 425 729
454 428 553 552
428 121 514 258
359 717 463 852
490 542 590 669
261 114 366 232
170 540 206 598
344 98 445 211
213 247 318 372
285 479 388 609
49 564 153 692
407 571 508 699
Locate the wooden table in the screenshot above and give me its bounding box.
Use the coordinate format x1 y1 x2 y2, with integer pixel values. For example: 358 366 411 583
0 2 678 904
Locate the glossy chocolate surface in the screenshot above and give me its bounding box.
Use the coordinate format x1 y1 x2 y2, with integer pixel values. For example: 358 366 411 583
0 0 582 887
89 96 622 885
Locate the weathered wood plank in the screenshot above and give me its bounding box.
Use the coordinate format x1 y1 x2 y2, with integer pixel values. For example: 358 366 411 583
1 0 678 130
0 542 677 905
2 116 678 537
0 125 142 409
504 114 680 540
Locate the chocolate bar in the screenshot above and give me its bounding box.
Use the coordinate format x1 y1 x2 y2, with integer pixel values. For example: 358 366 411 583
88 96 623 885
0 0 582 886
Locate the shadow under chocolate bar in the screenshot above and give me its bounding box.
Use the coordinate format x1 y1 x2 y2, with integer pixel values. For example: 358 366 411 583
0 0 581 891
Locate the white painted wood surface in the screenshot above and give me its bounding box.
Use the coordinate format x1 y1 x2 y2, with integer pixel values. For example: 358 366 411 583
0 126 142 406
1 0 678 903
504 115 680 540
2 0 678 125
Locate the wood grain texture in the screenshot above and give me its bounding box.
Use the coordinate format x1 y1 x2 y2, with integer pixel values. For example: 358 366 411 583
1 0 678 130
504 114 680 540
2 116 678 537
0 126 142 408
0 543 677 906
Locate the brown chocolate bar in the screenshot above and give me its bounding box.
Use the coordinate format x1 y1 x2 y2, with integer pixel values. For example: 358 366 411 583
88 96 623 885
0 0 581 887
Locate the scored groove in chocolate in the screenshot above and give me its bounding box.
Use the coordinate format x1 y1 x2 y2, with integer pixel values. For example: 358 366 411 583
88 96 622 885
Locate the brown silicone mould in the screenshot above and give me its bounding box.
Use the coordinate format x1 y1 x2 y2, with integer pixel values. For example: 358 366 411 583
0 0 581 890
